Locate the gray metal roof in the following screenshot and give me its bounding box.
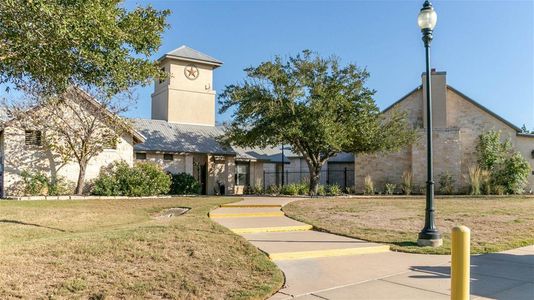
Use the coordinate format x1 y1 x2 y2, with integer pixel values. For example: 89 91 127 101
132 119 234 155
132 119 354 163
159 45 223 67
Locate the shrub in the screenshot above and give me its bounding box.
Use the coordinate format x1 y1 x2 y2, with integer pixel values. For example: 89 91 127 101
327 184 342 196
481 169 492 195
281 183 299 195
401 171 413 195
493 185 506 195
476 131 531 194
49 176 75 196
297 182 310 195
345 186 355 195
384 183 396 195
317 185 326 196
266 185 281 195
364 175 374 195
93 161 171 197
438 172 455 195
169 172 200 195
21 170 49 196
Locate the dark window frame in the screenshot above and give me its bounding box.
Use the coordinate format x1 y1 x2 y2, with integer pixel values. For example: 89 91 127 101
235 162 250 186
135 152 147 160
24 130 42 146
163 153 173 161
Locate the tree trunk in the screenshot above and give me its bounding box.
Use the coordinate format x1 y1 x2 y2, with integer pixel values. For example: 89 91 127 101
308 165 322 196
75 162 87 195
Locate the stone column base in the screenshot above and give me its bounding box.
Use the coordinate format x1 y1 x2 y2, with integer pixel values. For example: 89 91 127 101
417 238 443 247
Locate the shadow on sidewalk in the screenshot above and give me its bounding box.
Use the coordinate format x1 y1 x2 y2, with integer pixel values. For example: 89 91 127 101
409 252 534 299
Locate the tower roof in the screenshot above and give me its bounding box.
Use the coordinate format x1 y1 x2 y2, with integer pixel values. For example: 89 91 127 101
158 45 223 67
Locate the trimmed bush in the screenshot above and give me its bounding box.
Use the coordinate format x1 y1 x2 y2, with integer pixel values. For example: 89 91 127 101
266 185 281 195
317 185 326 196
92 161 171 197
169 172 200 195
281 183 299 195
327 184 342 196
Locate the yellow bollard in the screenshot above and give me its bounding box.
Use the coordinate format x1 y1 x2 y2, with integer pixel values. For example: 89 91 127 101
451 226 470 300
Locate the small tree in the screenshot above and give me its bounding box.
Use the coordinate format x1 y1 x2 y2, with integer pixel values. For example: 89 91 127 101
476 130 531 194
6 87 133 194
219 51 416 194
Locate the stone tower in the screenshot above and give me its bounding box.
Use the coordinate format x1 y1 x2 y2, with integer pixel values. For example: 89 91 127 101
151 45 223 126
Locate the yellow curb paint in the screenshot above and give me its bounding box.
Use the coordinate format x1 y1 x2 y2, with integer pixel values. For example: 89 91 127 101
209 212 285 218
231 225 313 234
269 245 390 261
220 204 282 208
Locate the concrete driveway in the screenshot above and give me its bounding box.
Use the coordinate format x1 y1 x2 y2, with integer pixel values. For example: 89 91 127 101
210 197 534 300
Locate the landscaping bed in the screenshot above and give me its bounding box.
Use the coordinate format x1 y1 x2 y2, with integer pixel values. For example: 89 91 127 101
0 197 283 299
283 196 534 255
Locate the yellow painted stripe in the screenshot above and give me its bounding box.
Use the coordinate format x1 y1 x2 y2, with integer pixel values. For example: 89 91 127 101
231 225 313 234
210 212 285 218
220 204 282 208
269 245 390 261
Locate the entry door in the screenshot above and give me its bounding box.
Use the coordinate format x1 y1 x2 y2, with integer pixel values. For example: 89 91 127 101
200 164 207 195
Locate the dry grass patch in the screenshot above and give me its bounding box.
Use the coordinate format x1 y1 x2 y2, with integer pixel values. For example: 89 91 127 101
283 196 534 255
0 197 283 299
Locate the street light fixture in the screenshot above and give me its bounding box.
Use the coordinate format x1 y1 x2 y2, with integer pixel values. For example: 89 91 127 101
417 0 442 247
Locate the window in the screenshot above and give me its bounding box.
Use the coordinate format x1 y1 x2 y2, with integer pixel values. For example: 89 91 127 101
235 162 250 186
163 153 173 161
25 130 42 146
135 152 147 160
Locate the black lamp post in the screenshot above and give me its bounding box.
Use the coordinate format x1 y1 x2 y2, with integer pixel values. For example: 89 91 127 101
417 0 442 247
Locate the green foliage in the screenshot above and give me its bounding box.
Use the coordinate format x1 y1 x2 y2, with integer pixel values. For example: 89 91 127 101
92 161 171 197
476 131 531 194
266 185 281 195
0 0 170 95
438 172 455 195
401 171 413 195
364 175 374 195
20 171 73 196
476 131 512 171
21 170 49 196
281 184 300 196
384 183 396 195
317 185 327 196
494 152 531 194
169 173 200 195
219 50 416 194
327 184 342 196
468 166 482 195
297 182 310 195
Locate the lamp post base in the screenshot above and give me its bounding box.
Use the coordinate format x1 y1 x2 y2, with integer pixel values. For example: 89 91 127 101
417 238 443 247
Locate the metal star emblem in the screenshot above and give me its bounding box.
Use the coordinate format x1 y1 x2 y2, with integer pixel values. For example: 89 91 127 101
185 65 199 80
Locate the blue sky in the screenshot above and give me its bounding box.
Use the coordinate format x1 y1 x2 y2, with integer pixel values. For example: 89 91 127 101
124 0 534 129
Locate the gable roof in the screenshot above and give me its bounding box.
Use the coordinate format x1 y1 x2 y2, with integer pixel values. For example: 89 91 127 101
0 87 145 144
383 84 524 134
158 45 223 67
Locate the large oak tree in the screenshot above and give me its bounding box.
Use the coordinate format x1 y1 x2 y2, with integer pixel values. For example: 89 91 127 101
0 0 169 96
219 51 417 194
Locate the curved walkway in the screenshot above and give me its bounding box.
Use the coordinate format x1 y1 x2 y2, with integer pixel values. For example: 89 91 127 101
210 197 534 300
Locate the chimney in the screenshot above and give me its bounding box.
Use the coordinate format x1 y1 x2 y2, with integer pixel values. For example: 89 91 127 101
421 70 447 128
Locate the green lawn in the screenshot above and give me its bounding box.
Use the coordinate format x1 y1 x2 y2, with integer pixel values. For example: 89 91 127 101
283 196 534 255
0 197 283 299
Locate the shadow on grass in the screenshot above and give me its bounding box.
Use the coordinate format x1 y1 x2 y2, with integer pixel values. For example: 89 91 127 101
0 219 69 232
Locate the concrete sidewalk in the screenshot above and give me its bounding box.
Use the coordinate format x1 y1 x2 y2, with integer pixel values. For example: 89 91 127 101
211 197 534 300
